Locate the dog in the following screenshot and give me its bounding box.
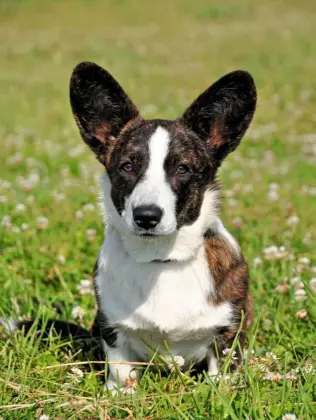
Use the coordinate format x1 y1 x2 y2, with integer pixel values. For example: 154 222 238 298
2 62 256 394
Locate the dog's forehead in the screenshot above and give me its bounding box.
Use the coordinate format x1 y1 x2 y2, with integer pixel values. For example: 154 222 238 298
120 119 198 152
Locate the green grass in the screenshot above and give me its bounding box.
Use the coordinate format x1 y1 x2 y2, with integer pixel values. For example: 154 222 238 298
0 0 316 418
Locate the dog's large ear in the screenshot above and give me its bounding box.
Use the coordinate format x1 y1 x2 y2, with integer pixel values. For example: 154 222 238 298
70 62 139 163
181 70 256 168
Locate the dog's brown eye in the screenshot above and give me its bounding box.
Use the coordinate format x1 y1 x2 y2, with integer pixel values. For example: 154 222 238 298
120 162 134 173
176 164 190 175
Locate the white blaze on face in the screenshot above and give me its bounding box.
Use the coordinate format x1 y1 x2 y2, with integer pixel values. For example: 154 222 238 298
123 126 177 235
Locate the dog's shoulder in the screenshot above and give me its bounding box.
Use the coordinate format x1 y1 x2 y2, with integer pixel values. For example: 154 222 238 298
204 227 252 327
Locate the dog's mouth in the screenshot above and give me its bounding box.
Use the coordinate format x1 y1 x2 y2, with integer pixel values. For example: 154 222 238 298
135 231 161 238
133 228 174 238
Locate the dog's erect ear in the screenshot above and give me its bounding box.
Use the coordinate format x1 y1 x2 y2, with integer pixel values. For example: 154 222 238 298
181 70 256 167
70 62 139 162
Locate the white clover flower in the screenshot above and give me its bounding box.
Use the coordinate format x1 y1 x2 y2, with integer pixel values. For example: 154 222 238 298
53 191 65 201
38 415 50 420
19 180 32 191
1 215 11 228
71 367 84 378
263 245 288 260
18 173 40 191
232 217 243 227
21 223 29 231
262 319 273 328
263 371 282 382
296 309 308 320
71 306 85 320
290 276 301 285
0 180 11 190
227 198 238 207
275 283 290 294
7 152 23 165
26 157 36 167
294 280 305 290
309 278 316 293
283 231 293 238
225 189 235 197
257 363 270 373
82 203 95 212
294 289 307 301
301 365 316 375
265 352 278 360
86 229 97 242
264 245 278 254
67 366 84 383
253 257 263 267
285 370 297 381
77 279 94 295
268 190 279 201
243 348 255 359
75 210 84 219
282 414 297 420
11 226 21 233
29 172 40 185
269 183 279 190
167 355 185 371
298 257 310 265
243 184 253 193
0 195 8 203
286 215 299 226
222 373 234 384
173 355 185 367
307 187 316 196
15 203 26 212
57 254 66 265
68 145 85 157
36 216 49 230
26 195 35 204
231 170 242 179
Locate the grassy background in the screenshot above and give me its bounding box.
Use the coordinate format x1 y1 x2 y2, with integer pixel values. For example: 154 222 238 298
0 0 315 418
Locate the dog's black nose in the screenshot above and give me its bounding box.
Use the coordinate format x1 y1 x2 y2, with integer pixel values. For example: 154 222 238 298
133 205 163 230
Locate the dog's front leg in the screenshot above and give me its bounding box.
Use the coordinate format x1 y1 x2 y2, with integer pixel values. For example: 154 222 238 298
103 340 140 395
206 348 219 376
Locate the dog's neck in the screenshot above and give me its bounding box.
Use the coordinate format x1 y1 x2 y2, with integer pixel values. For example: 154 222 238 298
100 174 237 263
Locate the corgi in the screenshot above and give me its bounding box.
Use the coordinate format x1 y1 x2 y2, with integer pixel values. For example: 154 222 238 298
69 62 256 393
2 62 256 394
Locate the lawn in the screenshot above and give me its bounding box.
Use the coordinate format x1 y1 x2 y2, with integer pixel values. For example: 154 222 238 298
0 0 315 418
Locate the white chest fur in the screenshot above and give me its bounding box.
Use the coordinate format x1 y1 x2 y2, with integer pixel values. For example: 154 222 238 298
96 228 233 363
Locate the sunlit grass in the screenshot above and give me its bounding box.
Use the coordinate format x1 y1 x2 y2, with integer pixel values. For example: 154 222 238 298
0 0 316 418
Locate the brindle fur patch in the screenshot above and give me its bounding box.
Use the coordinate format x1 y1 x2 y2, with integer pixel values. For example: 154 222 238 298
205 233 253 357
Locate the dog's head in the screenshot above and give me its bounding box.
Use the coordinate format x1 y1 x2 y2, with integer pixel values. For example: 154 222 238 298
70 62 256 260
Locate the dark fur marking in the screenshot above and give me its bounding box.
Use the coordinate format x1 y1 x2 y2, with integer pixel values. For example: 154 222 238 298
204 235 253 359
181 70 257 170
92 259 118 348
70 62 139 165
